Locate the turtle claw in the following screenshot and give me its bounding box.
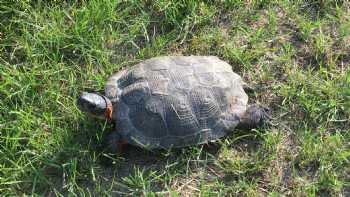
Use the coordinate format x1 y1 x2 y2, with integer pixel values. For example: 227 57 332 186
243 83 255 94
256 105 272 127
104 132 123 154
260 106 271 120
261 107 273 127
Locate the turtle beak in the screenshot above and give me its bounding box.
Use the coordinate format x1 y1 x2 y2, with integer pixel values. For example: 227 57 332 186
98 93 113 121
77 92 92 112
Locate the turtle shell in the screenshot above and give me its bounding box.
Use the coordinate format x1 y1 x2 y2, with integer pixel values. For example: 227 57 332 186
104 56 248 149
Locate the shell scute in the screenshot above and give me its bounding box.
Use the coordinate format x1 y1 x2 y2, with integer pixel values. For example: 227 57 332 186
106 56 248 148
121 82 150 105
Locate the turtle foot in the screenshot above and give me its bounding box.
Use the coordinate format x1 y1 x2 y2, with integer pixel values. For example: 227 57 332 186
242 83 255 94
104 132 127 154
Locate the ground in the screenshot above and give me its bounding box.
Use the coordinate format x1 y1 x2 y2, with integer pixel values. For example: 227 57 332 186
0 0 349 196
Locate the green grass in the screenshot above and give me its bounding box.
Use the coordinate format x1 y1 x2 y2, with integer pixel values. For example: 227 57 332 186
0 0 349 196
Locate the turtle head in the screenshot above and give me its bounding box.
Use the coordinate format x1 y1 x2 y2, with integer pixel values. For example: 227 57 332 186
77 92 113 120
237 104 269 130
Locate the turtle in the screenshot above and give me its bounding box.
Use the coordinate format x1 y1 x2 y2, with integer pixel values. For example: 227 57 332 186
77 56 268 152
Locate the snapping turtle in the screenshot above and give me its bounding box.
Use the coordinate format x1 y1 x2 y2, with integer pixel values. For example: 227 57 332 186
77 56 267 152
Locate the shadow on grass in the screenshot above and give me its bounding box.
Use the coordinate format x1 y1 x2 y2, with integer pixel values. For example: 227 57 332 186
35 97 269 195
90 128 267 195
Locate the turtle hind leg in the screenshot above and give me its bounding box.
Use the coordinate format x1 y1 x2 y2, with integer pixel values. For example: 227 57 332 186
104 131 128 155
237 104 269 130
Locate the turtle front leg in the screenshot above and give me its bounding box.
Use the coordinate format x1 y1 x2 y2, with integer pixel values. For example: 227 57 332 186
242 82 255 94
104 131 128 154
237 104 269 130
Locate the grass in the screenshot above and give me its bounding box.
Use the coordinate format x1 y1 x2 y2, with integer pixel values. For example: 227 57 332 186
0 0 349 196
